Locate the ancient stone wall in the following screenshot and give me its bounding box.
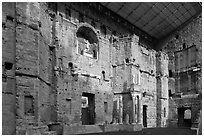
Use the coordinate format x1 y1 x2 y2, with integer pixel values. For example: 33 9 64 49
2 2 172 134
156 51 169 127
2 2 17 135
14 2 56 134
160 14 202 127
110 35 159 128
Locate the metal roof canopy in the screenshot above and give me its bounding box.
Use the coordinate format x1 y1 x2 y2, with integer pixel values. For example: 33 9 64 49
100 2 202 41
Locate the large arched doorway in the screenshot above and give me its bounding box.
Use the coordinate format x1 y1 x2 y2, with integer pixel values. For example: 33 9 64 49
178 107 192 127
76 24 99 59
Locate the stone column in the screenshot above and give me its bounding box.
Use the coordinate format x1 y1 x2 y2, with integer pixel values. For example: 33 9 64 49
119 95 123 124
188 74 191 91
137 95 142 124
177 76 180 92
132 96 136 124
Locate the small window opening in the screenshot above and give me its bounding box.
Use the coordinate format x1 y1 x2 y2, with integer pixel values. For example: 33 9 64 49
93 50 97 59
169 70 173 77
113 38 117 43
143 92 146 97
4 62 13 70
175 34 179 39
183 43 186 49
164 107 166 117
68 62 73 68
24 95 34 116
6 15 14 22
102 71 105 80
125 58 129 63
66 98 72 114
169 90 172 97
104 102 108 114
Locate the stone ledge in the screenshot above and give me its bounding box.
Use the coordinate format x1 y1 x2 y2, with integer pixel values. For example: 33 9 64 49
63 124 142 134
104 124 142 132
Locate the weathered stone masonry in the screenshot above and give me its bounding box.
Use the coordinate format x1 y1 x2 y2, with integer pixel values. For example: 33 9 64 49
2 2 174 135
160 14 202 129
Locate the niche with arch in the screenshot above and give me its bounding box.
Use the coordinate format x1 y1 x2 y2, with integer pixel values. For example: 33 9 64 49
76 25 99 59
184 109 191 119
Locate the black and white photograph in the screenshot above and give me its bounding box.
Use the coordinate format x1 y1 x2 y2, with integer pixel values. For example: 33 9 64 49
2 2 202 135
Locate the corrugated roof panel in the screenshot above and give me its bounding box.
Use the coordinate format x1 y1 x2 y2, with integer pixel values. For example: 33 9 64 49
184 2 193 10
175 11 182 18
127 13 140 21
169 15 177 22
101 2 201 39
173 2 182 8
189 8 196 15
124 3 140 11
174 19 181 26
156 3 166 10
152 5 161 14
183 12 191 19
179 16 186 23
118 6 132 17
142 25 152 32
100 2 108 6
171 22 178 28
145 2 156 7
159 12 166 19
107 3 124 12
193 3 202 12
179 6 187 14
141 13 153 23
135 19 147 27
167 3 176 12
141 3 151 10
162 8 171 17
118 10 129 18
135 22 144 28
150 16 163 27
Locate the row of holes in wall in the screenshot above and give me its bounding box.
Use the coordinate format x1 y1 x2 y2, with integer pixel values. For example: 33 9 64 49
51 3 132 40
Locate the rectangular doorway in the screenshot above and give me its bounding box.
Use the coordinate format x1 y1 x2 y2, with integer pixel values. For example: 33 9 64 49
143 105 147 127
81 93 95 125
178 107 192 127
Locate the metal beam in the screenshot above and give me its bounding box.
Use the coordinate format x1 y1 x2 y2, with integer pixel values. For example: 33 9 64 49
156 10 201 50
125 3 142 19
116 2 126 13
134 3 157 24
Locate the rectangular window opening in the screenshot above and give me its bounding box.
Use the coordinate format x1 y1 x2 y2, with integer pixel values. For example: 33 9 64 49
66 98 72 114
169 70 173 77
104 102 108 114
24 95 34 116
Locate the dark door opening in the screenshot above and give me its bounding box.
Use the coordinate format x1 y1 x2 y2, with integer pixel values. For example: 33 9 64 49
143 105 147 127
178 107 192 127
81 93 95 125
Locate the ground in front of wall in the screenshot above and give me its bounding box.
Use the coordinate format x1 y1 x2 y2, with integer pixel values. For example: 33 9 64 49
81 127 197 135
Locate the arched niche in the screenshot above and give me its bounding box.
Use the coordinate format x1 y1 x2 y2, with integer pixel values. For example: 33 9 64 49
184 109 191 119
76 23 99 59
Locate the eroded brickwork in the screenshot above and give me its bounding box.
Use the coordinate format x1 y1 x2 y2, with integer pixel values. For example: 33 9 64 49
2 2 16 135
160 14 202 128
3 2 171 134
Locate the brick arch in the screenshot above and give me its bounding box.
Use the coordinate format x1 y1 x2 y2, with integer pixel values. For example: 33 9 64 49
76 23 99 44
